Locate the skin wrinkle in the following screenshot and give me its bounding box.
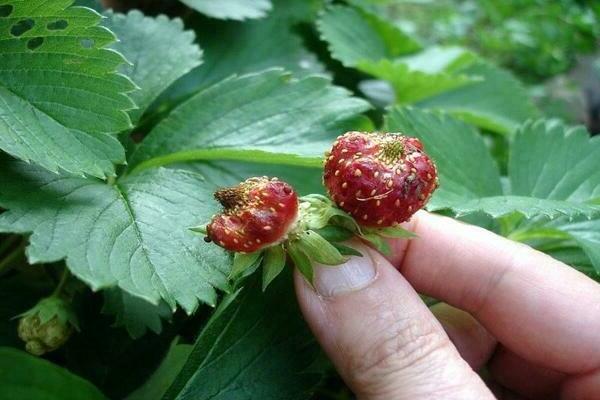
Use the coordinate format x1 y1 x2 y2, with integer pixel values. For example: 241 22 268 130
300 245 493 400
296 211 600 399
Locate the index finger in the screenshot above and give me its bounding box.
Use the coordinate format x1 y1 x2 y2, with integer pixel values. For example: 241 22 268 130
391 211 600 374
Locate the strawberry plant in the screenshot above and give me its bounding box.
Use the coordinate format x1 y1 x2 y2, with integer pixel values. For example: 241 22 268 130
0 0 599 399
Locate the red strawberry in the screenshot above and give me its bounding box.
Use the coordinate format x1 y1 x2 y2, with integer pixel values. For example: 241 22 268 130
323 131 438 227
206 177 299 253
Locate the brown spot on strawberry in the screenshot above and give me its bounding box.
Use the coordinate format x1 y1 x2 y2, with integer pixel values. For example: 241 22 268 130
206 177 298 252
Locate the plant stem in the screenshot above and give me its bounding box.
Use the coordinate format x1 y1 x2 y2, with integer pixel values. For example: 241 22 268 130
52 268 70 297
0 240 26 276
0 234 20 258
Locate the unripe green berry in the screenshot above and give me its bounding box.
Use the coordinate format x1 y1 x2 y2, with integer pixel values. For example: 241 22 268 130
17 297 77 356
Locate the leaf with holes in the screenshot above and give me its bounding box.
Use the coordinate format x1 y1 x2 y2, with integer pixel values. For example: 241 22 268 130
104 10 203 123
0 0 136 178
130 69 371 171
0 158 230 313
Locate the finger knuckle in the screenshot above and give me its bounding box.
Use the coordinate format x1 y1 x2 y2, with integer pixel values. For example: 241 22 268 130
347 315 449 393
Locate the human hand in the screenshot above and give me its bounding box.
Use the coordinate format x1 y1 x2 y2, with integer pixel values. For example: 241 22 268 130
294 211 600 399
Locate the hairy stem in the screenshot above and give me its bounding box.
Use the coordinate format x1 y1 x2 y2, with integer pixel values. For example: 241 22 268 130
52 268 70 297
0 240 26 276
0 234 20 257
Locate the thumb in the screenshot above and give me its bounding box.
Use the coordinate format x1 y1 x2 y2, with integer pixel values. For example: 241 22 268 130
294 242 493 400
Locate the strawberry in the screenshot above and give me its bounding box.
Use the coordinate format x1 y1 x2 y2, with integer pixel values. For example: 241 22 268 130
323 131 438 227
205 177 299 253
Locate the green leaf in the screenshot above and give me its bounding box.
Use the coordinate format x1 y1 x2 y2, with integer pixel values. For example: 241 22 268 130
332 243 363 257
130 69 370 170
180 0 272 21
230 251 263 279
137 148 323 172
357 59 480 104
166 8 325 99
545 246 597 279
188 224 207 235
387 108 600 272
417 61 537 135
162 272 322 400
295 230 346 266
318 6 480 104
19 296 79 329
127 340 192 400
102 288 172 339
360 233 391 257
104 10 203 123
385 106 503 209
262 245 286 291
287 243 314 284
317 5 420 67
447 196 600 219
564 220 600 273
314 225 354 242
386 109 600 220
299 194 359 232
357 44 480 104
449 120 600 219
0 159 230 313
0 0 135 178
0 347 107 400
64 300 176 399
509 120 600 202
176 160 326 196
507 119 600 272
398 46 478 74
368 225 417 239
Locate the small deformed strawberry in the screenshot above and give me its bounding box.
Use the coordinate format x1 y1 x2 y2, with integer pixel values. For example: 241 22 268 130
323 131 438 227
205 177 299 253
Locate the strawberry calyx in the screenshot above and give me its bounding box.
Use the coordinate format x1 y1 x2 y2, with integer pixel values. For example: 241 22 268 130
16 296 79 356
192 186 416 289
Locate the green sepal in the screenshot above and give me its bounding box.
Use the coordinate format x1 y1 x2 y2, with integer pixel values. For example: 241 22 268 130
287 243 314 284
314 225 355 242
333 243 363 257
262 245 287 291
230 251 263 279
360 233 392 257
16 296 79 331
299 194 360 232
365 225 417 239
295 230 347 266
188 224 208 235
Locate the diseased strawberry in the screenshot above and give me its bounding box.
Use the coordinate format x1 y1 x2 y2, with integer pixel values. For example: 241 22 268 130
206 177 299 253
323 131 438 227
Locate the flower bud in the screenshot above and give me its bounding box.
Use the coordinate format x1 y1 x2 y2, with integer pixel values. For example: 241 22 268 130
17 297 78 356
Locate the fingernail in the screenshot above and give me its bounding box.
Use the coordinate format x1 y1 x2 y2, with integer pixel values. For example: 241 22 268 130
314 245 377 297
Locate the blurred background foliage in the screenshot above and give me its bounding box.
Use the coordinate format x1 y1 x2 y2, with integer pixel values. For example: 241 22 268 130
2 1 599 399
